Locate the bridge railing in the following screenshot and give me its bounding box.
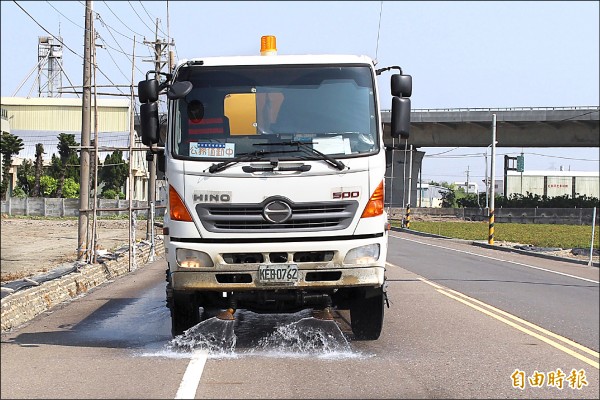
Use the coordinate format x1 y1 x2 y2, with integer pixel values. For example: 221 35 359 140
381 106 600 113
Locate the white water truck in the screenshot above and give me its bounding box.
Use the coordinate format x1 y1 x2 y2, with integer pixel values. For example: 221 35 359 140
138 36 411 340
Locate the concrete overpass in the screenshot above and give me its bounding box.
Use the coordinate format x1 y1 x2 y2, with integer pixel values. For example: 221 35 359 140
382 106 599 148
134 106 599 148
381 106 599 206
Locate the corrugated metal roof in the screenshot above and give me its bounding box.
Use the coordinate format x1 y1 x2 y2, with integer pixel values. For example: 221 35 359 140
1 97 129 107
0 97 130 132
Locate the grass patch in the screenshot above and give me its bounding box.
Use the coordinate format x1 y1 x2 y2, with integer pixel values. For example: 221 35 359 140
400 221 599 249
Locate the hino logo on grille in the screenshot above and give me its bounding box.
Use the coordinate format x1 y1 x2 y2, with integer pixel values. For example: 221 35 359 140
263 200 292 224
193 190 231 203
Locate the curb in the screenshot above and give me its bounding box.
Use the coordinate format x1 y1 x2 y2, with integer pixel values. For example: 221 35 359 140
391 227 599 268
1 240 164 333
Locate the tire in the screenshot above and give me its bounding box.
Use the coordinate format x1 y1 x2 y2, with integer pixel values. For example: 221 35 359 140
170 291 200 337
350 287 384 340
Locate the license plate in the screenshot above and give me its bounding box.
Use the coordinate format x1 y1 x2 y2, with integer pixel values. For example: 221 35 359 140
258 264 299 284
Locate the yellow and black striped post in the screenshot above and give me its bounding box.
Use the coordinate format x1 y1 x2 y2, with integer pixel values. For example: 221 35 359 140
405 203 411 229
488 208 494 245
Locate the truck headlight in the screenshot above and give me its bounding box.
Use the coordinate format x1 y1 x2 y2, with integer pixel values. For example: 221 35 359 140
343 244 380 265
176 249 214 268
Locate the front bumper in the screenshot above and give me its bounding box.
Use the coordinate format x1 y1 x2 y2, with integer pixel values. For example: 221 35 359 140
167 234 387 292
172 265 385 291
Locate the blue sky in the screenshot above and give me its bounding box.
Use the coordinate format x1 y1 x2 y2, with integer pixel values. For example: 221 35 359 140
1 1 598 185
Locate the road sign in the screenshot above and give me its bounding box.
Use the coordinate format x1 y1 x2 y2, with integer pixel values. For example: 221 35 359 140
516 155 524 172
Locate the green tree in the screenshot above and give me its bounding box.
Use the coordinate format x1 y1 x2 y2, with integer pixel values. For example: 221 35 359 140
0 132 24 200
62 177 80 198
17 158 34 196
55 133 79 198
99 150 129 197
39 175 58 197
440 189 456 208
12 186 27 198
33 143 45 197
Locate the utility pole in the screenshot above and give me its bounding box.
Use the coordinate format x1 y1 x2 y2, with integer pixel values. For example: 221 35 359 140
78 0 93 260
143 19 170 243
465 166 470 195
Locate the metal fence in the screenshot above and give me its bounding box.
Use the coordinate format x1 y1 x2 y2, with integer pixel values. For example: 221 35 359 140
1 197 166 218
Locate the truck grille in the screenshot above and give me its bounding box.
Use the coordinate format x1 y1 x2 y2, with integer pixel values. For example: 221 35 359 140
196 199 358 233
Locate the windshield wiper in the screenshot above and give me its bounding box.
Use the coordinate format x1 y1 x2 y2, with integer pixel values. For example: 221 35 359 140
254 141 346 171
207 150 268 173
207 149 299 173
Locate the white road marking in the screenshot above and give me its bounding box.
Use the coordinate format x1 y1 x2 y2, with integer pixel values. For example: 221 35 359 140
175 350 208 399
389 234 599 284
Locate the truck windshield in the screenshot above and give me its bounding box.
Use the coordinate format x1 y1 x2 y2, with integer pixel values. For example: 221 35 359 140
171 64 378 160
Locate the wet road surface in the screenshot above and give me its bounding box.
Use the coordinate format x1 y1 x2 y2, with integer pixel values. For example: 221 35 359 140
1 232 598 399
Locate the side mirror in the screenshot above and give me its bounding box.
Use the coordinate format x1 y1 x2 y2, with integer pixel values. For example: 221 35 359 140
138 79 159 103
140 102 159 146
391 74 412 98
167 81 193 100
391 96 411 139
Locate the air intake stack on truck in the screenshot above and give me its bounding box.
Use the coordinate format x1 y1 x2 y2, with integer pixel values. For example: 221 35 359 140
138 36 411 340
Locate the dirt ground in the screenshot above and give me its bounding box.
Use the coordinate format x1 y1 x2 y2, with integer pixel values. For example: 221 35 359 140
1 216 151 282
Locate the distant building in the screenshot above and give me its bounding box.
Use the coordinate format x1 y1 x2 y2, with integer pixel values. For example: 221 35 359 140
480 179 505 198
1 107 17 196
453 181 479 195
505 170 599 198
1 97 150 201
417 183 451 208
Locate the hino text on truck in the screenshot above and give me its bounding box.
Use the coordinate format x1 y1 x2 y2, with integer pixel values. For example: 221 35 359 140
138 36 412 340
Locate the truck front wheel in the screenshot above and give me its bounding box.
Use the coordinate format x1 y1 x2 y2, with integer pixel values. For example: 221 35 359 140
350 287 384 340
170 291 200 337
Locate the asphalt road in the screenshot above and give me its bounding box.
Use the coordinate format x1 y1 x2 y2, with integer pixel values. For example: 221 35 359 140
387 231 600 352
1 231 598 399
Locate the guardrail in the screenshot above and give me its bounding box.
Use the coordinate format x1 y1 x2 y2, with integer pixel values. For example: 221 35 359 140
390 207 600 226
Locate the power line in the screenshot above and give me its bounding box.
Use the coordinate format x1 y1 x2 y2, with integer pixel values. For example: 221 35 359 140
101 0 147 38
94 12 147 47
93 16 148 76
526 152 599 162
45 1 86 30
96 35 142 83
13 1 81 57
374 0 383 63
37 1 138 97
12 0 131 98
425 150 599 163
424 147 461 157
127 0 156 35
138 0 168 37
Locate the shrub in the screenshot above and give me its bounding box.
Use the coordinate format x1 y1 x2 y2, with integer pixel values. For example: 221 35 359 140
101 188 125 199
